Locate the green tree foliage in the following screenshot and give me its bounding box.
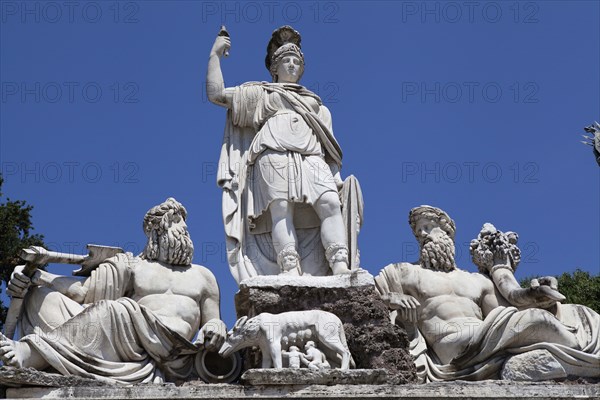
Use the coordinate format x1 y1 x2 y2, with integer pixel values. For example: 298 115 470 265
521 269 600 313
0 176 45 329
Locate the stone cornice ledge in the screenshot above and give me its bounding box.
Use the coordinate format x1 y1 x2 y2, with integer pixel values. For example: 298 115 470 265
239 269 375 289
6 381 600 400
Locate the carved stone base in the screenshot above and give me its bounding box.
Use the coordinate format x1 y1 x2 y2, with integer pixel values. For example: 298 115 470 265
5 381 600 399
0 366 110 388
234 270 417 384
240 368 389 385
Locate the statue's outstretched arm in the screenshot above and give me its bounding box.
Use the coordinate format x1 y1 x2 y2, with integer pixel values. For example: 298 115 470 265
300 353 310 366
490 260 565 309
207 35 234 108
471 224 565 311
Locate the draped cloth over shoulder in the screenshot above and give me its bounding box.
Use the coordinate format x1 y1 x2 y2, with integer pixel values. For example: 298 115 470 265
409 304 600 382
17 254 197 384
375 264 600 382
217 82 362 283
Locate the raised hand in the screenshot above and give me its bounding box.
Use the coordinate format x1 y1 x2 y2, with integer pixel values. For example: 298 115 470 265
210 35 231 59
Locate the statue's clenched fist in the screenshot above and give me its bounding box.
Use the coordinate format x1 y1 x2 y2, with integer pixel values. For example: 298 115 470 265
210 35 230 58
7 265 39 298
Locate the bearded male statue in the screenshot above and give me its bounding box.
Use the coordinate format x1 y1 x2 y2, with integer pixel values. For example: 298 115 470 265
375 205 600 382
0 198 227 384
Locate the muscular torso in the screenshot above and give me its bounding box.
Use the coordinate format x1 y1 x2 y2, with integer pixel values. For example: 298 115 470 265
399 265 500 363
130 260 207 341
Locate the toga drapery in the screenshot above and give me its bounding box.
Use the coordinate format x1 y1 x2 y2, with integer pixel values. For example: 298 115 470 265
18 254 197 384
376 264 600 382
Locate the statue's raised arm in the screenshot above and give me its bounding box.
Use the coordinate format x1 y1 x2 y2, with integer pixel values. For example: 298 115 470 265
209 26 363 284
207 29 233 108
469 223 565 309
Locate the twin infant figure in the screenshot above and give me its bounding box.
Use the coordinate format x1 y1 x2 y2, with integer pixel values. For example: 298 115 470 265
282 341 330 371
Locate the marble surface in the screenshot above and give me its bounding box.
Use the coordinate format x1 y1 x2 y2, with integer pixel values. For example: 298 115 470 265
208 26 362 283
0 198 228 384
375 205 600 382
6 381 600 399
239 269 374 289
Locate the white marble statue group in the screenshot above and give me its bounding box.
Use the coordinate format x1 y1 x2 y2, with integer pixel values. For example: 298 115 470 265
0 26 598 385
1 198 227 383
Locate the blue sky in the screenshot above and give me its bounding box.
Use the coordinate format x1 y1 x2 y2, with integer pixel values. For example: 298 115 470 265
1 1 598 326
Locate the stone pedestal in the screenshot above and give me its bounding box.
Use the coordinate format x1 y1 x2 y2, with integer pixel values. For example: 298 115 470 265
234 270 417 384
240 368 390 385
5 381 600 399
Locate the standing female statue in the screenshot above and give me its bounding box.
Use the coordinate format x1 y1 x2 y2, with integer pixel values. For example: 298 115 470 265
207 26 362 284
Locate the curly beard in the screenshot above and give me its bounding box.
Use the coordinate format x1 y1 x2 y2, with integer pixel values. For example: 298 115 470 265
140 227 194 265
420 233 456 272
157 225 194 266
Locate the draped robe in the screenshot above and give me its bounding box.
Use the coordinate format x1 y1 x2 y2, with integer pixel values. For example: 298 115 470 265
376 264 600 382
217 82 362 283
18 254 197 384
